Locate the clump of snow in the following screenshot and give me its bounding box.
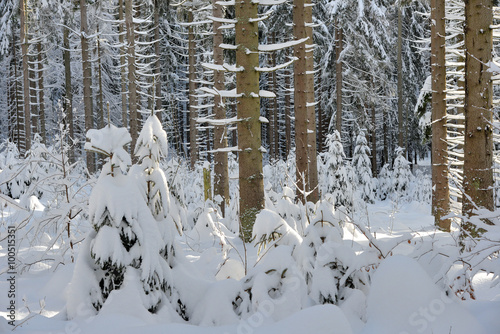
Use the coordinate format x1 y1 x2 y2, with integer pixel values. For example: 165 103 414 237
363 255 487 334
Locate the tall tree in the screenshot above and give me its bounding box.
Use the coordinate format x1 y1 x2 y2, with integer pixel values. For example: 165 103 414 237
20 0 31 152
125 0 138 153
212 0 229 217
188 8 198 169
335 20 343 135
462 0 494 222
431 0 450 231
80 0 94 173
235 0 264 241
294 0 318 202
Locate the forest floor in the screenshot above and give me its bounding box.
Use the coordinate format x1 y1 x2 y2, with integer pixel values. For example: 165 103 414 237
1 199 500 334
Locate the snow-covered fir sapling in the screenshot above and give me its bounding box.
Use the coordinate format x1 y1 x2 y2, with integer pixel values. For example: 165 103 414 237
352 130 374 204
68 124 171 317
0 140 25 199
323 131 354 212
376 163 392 200
392 147 413 201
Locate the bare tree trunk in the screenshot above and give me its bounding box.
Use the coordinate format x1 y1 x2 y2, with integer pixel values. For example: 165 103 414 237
272 33 279 159
63 25 74 159
285 67 291 159
81 0 95 173
119 0 127 128
335 20 343 135
125 0 138 153
30 51 38 136
397 5 404 150
37 42 46 143
188 9 198 169
154 0 162 119
462 0 494 225
212 0 229 217
12 30 22 150
236 0 264 241
383 107 388 166
294 0 318 202
431 0 451 231
20 0 31 152
97 23 104 129
371 105 377 177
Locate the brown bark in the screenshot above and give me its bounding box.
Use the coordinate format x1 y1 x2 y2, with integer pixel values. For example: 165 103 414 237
81 0 95 173
188 9 198 169
236 0 264 241
371 105 377 177
462 0 494 221
294 0 318 202
431 0 451 231
12 31 22 149
97 24 104 129
20 0 31 152
212 0 229 217
335 21 343 135
285 64 291 158
126 0 138 153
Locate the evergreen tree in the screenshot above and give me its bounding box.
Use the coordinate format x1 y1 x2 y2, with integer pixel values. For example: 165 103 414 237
352 131 374 203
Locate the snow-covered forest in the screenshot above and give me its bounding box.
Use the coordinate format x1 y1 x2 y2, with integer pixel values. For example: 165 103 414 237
0 0 500 333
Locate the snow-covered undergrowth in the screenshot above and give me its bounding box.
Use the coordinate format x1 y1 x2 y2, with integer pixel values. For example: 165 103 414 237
1 131 500 333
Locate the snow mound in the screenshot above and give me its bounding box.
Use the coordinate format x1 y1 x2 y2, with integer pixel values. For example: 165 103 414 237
363 255 487 334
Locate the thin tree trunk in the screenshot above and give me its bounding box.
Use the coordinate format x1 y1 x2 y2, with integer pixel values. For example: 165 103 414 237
371 104 377 177
12 30 22 149
37 42 46 143
236 0 264 241
63 25 74 159
97 23 104 129
212 0 229 217
335 20 343 135
272 33 279 159
285 65 291 158
126 0 138 153
188 9 198 169
119 0 127 128
462 0 494 223
81 0 95 173
30 52 38 136
383 107 388 166
397 5 404 150
20 0 31 152
154 0 162 119
431 0 450 231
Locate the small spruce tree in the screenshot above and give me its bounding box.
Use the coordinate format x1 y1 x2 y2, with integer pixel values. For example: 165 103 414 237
352 131 374 203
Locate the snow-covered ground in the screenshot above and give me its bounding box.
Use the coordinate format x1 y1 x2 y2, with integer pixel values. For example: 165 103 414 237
2 200 499 334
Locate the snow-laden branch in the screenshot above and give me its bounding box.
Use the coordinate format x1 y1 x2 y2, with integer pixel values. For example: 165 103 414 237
197 116 241 125
199 87 243 98
255 57 297 72
258 37 308 52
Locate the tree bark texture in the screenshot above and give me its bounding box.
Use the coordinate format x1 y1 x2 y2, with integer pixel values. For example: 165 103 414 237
125 0 138 155
236 0 264 241
188 9 198 170
463 0 494 219
20 0 31 152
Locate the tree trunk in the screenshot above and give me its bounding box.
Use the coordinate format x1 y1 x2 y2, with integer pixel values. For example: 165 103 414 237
20 0 31 152
285 61 291 158
154 0 162 119
431 0 451 231
212 0 229 217
12 30 22 149
294 0 318 202
63 25 74 159
188 9 198 170
236 0 264 241
30 52 38 135
335 21 343 135
125 0 138 153
119 0 127 128
37 42 46 143
462 0 494 223
371 104 377 177
397 5 404 150
272 33 279 160
81 0 95 173
97 23 104 129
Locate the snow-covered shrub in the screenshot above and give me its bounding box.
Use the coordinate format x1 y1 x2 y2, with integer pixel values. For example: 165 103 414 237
411 169 431 204
68 124 171 317
322 131 355 211
392 147 413 201
252 209 302 254
0 140 25 199
376 163 392 200
352 131 374 203
297 199 367 305
236 246 308 321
